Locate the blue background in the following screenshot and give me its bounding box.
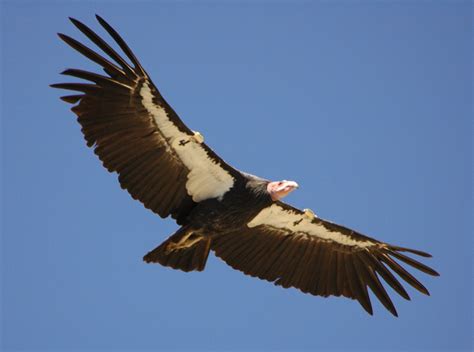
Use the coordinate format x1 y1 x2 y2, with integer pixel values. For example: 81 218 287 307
2 1 472 351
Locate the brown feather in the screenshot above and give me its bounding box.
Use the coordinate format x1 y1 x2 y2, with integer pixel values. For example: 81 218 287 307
248 233 289 279
360 253 410 301
325 250 338 296
57 33 126 78
61 68 133 91
276 237 307 289
354 255 397 316
95 15 146 76
68 17 137 79
345 253 373 314
312 244 331 295
388 250 439 276
61 94 83 103
389 245 432 258
378 252 430 295
292 240 317 292
238 234 273 274
271 235 301 283
259 236 293 281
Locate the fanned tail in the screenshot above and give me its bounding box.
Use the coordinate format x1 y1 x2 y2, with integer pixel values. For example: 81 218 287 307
144 226 211 272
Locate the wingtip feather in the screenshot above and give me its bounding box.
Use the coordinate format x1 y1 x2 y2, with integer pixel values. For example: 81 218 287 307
57 33 72 43
392 246 433 258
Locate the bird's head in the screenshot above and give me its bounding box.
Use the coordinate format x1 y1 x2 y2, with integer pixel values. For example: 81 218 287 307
267 180 299 201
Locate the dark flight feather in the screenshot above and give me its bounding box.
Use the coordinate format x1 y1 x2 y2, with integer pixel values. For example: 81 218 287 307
53 16 438 317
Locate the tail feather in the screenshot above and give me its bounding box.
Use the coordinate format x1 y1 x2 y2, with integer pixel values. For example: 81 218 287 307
144 226 211 272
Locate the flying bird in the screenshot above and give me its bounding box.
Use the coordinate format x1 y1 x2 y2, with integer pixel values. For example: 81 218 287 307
52 15 439 316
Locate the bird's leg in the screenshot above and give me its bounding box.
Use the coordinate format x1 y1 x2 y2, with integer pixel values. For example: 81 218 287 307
165 231 203 253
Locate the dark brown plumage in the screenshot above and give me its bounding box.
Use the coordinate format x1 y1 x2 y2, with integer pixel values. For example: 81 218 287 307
210 204 438 317
52 15 439 317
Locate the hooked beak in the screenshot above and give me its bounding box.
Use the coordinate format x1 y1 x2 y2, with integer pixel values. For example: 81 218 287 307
268 180 299 201
281 181 299 192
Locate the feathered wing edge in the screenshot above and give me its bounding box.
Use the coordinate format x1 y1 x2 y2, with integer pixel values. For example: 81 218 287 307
51 16 243 221
51 16 439 316
211 203 439 317
51 15 197 222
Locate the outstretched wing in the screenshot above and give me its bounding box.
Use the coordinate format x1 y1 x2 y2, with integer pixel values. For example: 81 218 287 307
52 16 241 222
212 202 439 316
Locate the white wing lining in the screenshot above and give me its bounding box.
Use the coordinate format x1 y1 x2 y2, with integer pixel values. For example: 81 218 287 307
248 204 375 248
140 81 235 202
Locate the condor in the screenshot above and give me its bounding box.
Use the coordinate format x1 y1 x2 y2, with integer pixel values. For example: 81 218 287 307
52 15 439 316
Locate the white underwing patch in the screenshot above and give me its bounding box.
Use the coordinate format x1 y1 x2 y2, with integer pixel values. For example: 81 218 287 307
247 204 374 248
140 81 234 202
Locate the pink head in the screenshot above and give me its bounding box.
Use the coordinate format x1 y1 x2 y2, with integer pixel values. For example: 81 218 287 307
267 180 299 201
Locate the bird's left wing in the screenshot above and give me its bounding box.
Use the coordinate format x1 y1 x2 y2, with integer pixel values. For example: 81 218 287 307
212 202 439 316
52 16 241 222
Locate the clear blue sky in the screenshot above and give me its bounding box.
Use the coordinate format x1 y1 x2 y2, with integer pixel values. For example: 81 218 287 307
2 1 472 351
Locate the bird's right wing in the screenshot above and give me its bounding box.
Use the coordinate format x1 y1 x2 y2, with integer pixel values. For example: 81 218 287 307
51 16 243 222
212 202 439 316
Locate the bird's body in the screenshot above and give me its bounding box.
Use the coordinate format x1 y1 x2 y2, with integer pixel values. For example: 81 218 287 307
187 175 272 233
52 15 439 316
